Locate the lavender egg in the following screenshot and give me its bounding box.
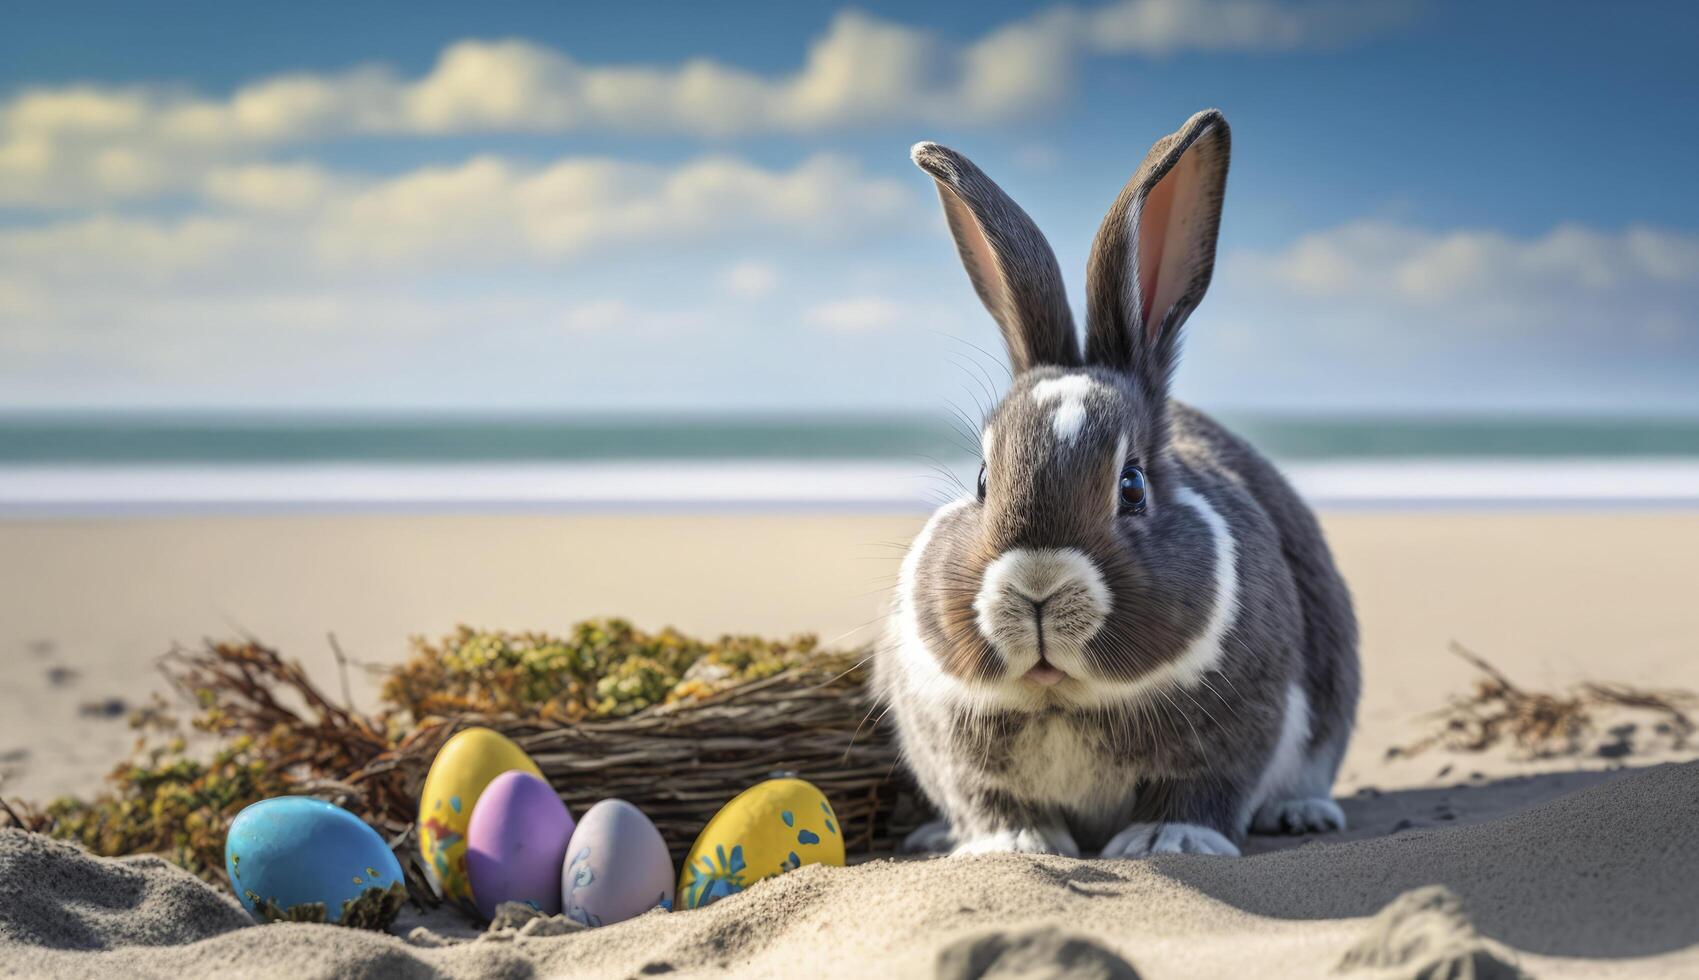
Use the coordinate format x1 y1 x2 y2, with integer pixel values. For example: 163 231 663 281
465 770 574 920
561 799 675 927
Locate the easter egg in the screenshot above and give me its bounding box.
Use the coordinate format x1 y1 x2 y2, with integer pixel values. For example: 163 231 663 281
677 777 843 910
224 796 406 929
561 799 675 927
417 726 543 908
465 770 574 919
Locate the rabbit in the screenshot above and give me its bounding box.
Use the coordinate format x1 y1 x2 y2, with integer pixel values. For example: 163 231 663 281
875 109 1360 859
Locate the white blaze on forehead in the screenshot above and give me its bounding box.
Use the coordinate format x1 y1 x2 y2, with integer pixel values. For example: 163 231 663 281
1030 374 1098 446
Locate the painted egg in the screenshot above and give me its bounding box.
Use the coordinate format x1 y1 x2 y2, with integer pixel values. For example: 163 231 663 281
561 799 675 927
677 777 844 910
417 726 543 908
224 796 405 929
465 770 574 920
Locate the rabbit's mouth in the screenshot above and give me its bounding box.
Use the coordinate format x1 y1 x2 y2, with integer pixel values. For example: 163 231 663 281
1022 660 1069 686
973 546 1109 684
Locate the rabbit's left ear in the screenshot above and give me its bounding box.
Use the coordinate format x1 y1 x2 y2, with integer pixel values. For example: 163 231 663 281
1085 109 1230 388
913 142 1080 374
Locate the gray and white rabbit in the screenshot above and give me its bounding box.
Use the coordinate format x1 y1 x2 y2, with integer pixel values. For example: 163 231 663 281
877 109 1360 858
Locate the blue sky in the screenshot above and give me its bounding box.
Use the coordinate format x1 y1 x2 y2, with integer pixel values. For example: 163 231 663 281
2 0 1695 414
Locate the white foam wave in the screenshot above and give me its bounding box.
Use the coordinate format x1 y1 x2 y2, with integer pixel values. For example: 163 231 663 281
1 458 1697 515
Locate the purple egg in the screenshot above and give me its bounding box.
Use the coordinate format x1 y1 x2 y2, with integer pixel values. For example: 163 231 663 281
561 799 675 927
465 770 574 920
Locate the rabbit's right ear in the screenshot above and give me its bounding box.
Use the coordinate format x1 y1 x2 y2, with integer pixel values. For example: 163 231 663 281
912 143 1080 374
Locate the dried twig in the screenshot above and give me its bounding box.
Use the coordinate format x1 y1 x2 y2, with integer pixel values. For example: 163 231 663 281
327 632 356 713
1394 642 1696 760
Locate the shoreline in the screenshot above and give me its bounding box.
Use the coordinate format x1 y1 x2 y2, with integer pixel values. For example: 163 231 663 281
4 457 1699 516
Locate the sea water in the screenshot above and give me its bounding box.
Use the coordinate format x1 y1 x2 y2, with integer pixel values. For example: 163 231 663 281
2 413 1697 513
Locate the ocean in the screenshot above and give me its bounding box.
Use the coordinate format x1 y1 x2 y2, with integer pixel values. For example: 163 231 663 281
3 413 1698 513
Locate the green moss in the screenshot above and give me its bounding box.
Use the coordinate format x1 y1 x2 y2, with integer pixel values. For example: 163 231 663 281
337 882 410 931
384 619 817 721
43 734 293 881
242 884 404 930
246 891 327 924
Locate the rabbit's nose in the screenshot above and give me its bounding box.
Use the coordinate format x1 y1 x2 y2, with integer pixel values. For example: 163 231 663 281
973 547 1109 674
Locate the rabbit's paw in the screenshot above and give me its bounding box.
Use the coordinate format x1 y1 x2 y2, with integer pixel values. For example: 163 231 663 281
902 820 954 854
1101 822 1239 858
951 827 1079 858
1251 797 1346 835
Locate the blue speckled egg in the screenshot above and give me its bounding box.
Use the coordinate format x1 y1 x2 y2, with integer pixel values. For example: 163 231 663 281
225 796 405 928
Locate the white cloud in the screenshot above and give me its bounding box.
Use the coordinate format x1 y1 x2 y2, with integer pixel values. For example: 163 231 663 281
723 260 780 299
1086 0 1417 54
6 207 1694 412
804 296 908 332
0 1 1416 206
1228 220 1699 335
320 152 911 265
1184 220 1699 411
0 151 912 291
0 151 918 393
202 162 342 212
0 214 251 285
556 299 709 333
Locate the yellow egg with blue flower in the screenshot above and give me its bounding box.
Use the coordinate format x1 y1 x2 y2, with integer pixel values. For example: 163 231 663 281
678 776 844 909
417 726 543 909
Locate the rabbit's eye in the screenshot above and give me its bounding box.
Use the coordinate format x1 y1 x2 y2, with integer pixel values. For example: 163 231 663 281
1119 464 1147 514
976 464 988 502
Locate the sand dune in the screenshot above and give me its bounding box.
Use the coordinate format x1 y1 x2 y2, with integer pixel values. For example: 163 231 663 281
3 763 1696 979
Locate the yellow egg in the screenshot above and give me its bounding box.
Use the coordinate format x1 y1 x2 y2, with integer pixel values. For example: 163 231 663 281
417 726 543 908
677 777 844 909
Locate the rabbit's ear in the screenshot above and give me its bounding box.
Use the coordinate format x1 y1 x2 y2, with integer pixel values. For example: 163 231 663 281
1085 110 1230 389
912 142 1080 374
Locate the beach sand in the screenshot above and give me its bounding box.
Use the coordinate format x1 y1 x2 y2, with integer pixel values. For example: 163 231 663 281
3 763 1697 978
2 510 1697 976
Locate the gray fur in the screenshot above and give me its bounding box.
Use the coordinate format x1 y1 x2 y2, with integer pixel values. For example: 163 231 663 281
1085 108 1230 396
912 142 1080 373
880 111 1360 857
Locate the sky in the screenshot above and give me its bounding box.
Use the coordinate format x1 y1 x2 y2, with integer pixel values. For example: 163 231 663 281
1 0 1696 415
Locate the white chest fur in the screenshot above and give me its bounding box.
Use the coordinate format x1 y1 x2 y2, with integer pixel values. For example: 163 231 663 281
998 714 1140 821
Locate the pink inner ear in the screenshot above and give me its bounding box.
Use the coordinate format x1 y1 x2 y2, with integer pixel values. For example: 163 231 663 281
1136 130 1211 343
939 182 1009 317
1136 173 1176 342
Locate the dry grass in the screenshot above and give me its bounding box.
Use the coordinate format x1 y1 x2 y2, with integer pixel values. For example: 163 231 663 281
1394 642 1696 760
